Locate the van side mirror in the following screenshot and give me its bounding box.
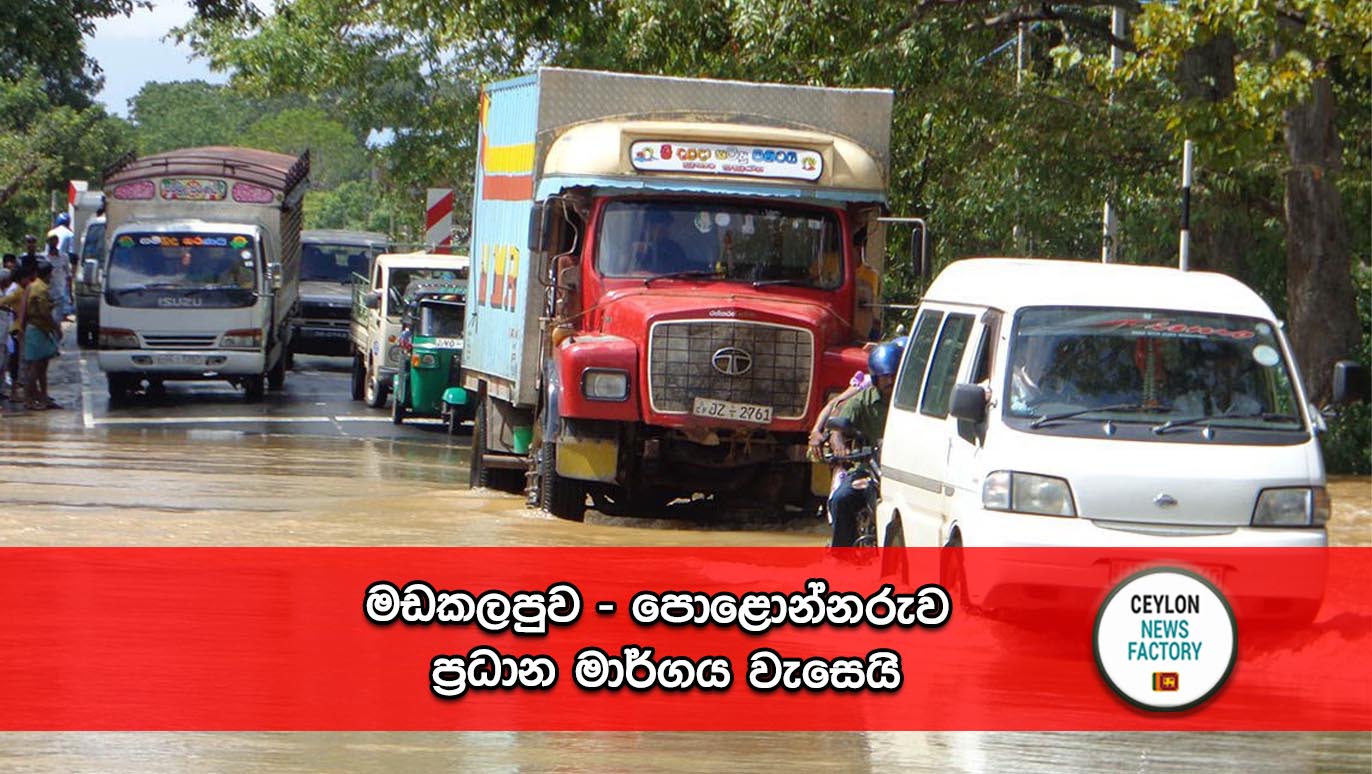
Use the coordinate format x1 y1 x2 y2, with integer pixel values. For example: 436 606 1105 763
949 383 987 423
81 259 98 286
1331 360 1369 405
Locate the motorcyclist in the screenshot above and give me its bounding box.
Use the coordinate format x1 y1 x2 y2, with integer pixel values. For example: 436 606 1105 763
826 336 905 547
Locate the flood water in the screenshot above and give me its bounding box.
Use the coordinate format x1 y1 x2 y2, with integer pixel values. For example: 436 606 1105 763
0 424 1368 771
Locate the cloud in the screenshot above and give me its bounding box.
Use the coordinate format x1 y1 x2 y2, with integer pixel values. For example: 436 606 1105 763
90 2 198 42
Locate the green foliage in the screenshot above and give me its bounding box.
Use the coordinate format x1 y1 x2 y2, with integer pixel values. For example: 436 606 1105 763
240 106 369 190
303 178 421 240
127 80 259 153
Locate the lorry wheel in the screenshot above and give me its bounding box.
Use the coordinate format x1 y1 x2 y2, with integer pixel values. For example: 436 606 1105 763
244 374 266 403
350 354 365 401
538 441 586 522
284 346 295 371
470 396 522 492
107 374 133 403
364 366 387 409
267 357 286 391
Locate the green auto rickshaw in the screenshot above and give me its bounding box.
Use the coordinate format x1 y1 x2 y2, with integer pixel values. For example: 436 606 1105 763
391 286 473 433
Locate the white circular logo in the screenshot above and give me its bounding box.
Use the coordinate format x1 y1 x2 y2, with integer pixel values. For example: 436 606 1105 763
1093 567 1237 712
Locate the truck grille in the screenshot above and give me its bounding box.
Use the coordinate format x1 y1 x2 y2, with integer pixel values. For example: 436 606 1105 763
302 301 351 321
142 334 218 349
648 320 813 419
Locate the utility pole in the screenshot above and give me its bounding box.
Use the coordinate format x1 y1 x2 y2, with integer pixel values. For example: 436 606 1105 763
1101 7 1126 263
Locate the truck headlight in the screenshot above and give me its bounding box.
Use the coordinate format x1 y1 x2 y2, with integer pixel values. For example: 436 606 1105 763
982 471 1077 517
99 327 139 349
582 369 629 401
220 329 262 349
1253 486 1329 527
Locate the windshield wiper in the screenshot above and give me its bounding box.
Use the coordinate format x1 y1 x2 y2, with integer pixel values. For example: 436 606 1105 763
1029 403 1170 429
643 270 720 287
1153 411 1300 435
752 278 814 288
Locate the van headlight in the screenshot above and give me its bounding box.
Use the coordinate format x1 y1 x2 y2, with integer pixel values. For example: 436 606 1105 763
982 471 1077 517
582 369 629 401
1253 486 1329 527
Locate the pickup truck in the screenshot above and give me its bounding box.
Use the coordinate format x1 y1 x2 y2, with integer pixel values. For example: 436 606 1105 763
350 251 469 408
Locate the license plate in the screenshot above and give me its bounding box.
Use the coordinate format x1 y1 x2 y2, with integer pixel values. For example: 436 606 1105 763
313 329 349 338
430 337 463 349
691 397 773 424
1108 561 1225 588
152 354 206 366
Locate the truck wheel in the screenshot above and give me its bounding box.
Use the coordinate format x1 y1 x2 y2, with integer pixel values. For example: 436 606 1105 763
470 395 522 492
284 345 296 371
267 356 286 391
364 365 387 409
107 374 133 403
350 354 365 401
244 374 266 403
538 441 586 522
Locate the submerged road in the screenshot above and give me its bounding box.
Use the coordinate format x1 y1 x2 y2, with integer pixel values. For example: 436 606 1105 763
0 334 1368 771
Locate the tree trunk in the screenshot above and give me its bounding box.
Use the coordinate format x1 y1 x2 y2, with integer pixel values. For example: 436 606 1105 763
1283 75 1358 405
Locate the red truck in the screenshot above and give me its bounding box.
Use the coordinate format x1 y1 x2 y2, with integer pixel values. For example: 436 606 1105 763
461 68 896 521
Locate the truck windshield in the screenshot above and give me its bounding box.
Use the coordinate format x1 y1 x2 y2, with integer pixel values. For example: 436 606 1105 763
1005 307 1304 434
597 200 842 288
81 222 105 262
303 243 376 283
106 232 257 308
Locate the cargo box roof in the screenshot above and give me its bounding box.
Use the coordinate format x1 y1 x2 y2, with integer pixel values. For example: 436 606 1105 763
105 146 309 193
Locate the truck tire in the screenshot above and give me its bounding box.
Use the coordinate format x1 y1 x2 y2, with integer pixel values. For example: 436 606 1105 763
267 356 286 391
351 354 365 401
107 374 133 403
470 395 523 492
244 374 266 403
538 441 586 522
364 363 388 409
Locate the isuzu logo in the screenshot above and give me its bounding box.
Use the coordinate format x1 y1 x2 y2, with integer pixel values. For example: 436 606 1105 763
711 347 753 377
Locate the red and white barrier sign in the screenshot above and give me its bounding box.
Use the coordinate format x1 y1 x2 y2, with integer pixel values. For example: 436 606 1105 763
425 188 455 254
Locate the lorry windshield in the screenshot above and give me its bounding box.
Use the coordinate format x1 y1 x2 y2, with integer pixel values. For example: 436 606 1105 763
105 232 257 308
1005 307 1304 433
303 243 377 283
81 222 105 263
597 200 842 288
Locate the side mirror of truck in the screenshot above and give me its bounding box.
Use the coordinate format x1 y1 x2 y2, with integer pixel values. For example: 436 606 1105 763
364 291 381 310
529 200 553 255
949 383 987 423
878 216 929 280
267 261 283 291
81 259 98 286
1331 360 1370 405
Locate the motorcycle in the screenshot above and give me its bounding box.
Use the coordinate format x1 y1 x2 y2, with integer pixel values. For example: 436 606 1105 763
820 416 881 549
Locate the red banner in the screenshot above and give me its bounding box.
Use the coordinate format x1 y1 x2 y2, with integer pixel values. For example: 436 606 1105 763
0 548 1366 731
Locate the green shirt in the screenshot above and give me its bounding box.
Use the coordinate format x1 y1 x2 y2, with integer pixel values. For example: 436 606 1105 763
835 385 889 446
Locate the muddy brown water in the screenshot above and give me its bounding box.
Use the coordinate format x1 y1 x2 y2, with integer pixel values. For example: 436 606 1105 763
0 425 1368 771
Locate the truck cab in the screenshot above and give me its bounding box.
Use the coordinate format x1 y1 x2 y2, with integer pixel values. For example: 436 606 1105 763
75 215 105 347
293 230 390 359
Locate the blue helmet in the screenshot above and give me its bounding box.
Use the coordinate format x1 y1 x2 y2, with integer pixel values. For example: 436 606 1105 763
55 213 70 226
868 336 907 379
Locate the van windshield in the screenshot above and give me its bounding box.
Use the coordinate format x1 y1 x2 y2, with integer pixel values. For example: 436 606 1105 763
596 200 843 288
1005 307 1304 433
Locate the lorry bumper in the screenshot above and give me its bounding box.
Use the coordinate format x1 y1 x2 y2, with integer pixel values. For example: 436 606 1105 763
97 350 266 377
291 323 352 355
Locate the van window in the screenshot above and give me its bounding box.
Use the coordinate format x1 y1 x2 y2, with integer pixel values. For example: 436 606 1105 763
892 310 942 410
920 314 974 418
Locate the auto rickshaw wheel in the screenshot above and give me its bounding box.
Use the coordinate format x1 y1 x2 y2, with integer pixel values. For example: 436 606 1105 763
391 377 407 425
538 441 586 522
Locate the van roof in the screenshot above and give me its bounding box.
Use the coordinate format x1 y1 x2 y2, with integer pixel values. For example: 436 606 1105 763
922 258 1277 320
374 251 470 270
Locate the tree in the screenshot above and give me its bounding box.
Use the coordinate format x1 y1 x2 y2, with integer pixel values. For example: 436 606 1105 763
127 80 258 153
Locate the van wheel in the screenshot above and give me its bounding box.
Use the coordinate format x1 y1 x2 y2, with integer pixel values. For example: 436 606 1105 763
244 374 266 403
350 354 365 400
538 441 586 522
939 534 973 611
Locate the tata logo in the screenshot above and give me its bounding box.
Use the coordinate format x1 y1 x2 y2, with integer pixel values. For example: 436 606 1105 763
157 297 203 308
711 347 753 377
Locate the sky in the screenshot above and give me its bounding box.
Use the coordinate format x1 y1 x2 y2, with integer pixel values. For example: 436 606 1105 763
85 2 229 117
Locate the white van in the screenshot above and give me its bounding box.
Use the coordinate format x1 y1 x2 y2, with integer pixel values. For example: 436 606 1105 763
877 258 1342 566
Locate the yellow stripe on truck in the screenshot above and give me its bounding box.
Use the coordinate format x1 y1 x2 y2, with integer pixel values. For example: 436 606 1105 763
485 143 534 174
